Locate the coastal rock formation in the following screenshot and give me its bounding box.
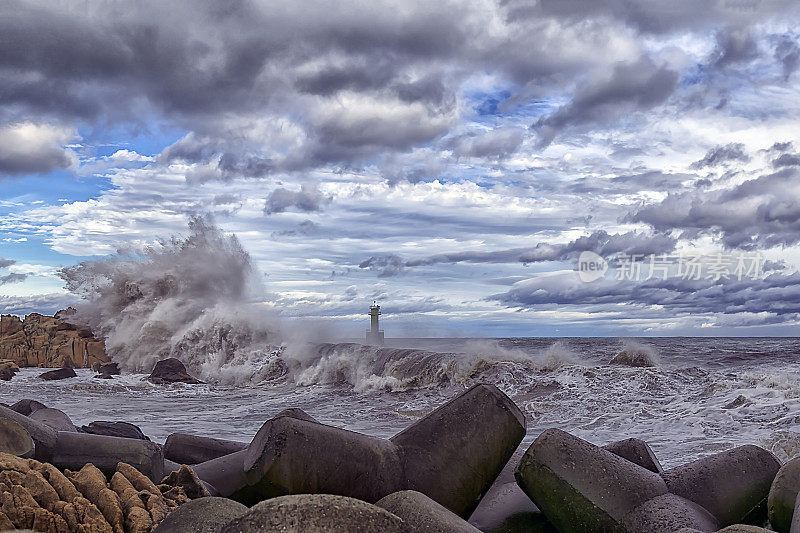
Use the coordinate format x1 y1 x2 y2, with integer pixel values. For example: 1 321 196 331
147 359 201 385
0 310 109 369
0 452 199 532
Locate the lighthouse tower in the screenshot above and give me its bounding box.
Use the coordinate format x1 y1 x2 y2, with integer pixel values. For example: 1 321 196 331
366 301 385 345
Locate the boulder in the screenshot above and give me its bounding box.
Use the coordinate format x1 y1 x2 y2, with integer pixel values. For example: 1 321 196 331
220 494 407 533
97 362 120 375
662 445 781 528
0 367 14 381
8 399 47 416
243 415 405 504
148 358 202 384
80 421 150 441
769 456 800 533
603 438 663 474
390 383 526 518
153 497 247 533
38 367 77 380
164 433 247 464
29 408 78 432
0 418 34 457
49 431 165 482
377 490 481 533
620 493 719 532
515 428 668 533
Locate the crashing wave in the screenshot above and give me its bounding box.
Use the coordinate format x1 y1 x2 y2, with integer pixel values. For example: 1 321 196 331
610 339 660 367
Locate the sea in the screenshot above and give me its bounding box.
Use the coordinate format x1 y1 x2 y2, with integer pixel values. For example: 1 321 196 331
3 336 800 469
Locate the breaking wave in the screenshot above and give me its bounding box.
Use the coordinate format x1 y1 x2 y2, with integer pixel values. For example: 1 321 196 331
59 216 283 379
610 339 660 367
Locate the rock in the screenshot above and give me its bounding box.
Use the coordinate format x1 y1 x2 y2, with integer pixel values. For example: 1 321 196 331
770 456 800 533
515 428 668 533
152 497 247 533
220 494 407 533
38 367 77 380
0 404 58 460
243 414 405 504
0 312 109 369
377 490 481 532
610 348 656 367
95 373 114 379
0 368 14 381
621 493 719 532
663 445 781 528
390 383 526 518
29 408 78 432
0 418 34 457
160 465 211 500
8 399 47 416
163 433 247 464
148 358 202 384
0 360 20 373
97 362 120 375
603 438 664 474
81 421 150 441
50 431 165 482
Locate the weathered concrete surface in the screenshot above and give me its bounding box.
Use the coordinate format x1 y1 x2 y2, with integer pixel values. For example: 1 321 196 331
220 494 408 533
243 415 405 504
663 445 780 528
770 456 800 533
50 431 165 482
0 418 34 457
0 404 57 460
377 490 481 533
603 438 663 474
29 408 78 432
391 383 526 518
153 496 247 533
620 493 718 532
515 428 668 533
164 433 247 465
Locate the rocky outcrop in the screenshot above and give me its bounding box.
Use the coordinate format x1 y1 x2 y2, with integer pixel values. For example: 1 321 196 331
0 452 200 532
147 359 201 385
0 310 109 369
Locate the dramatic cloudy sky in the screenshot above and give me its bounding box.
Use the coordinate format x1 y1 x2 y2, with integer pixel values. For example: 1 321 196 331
2 0 800 336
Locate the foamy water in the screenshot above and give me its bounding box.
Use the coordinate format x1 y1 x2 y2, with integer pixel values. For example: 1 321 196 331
3 336 799 470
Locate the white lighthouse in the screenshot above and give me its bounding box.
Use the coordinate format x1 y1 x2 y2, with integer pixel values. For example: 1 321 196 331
366 301 385 345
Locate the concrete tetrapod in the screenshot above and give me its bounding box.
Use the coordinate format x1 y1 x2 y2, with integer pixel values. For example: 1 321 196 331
376 490 482 533
515 428 668 533
164 433 247 465
662 445 781 528
220 494 408 533
0 404 57 460
390 383 526 518
49 431 165 482
152 496 248 533
602 438 664 474
770 456 800 533
0 418 34 457
620 493 719 532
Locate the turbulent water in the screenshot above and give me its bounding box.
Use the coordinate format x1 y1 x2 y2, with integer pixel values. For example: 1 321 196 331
3 336 800 469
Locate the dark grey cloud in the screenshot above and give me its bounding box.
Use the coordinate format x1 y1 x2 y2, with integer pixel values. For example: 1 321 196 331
690 143 750 169
0 273 26 285
448 128 525 160
0 123 76 176
360 230 676 276
712 27 760 68
774 34 800 80
631 167 800 248
490 271 800 325
0 258 15 269
265 183 331 215
503 0 800 35
773 153 800 167
534 56 679 147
